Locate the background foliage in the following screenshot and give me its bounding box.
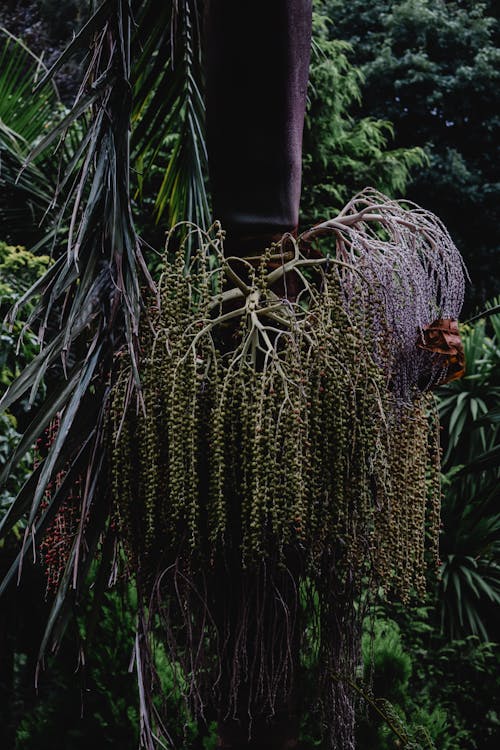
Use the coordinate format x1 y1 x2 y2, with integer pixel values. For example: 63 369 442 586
0 1 498 748
319 0 500 310
302 12 427 225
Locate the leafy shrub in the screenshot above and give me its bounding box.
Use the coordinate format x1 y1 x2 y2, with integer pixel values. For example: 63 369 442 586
437 303 500 640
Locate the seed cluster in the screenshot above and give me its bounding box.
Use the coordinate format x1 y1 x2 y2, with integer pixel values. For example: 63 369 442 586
106 219 453 748
109 239 441 601
35 420 80 594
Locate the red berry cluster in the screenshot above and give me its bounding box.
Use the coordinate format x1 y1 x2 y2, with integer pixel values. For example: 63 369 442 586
35 419 81 595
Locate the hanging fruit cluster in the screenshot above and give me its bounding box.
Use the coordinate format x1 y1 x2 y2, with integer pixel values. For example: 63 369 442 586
106 192 464 744
110 218 444 602
35 420 81 594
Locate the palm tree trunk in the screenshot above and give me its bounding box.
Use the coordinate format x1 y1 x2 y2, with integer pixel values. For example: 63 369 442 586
206 5 312 747
205 0 312 249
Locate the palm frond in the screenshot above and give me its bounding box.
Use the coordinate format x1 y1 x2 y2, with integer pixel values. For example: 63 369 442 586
1 0 210 662
457 444 500 475
0 30 60 241
0 0 146 657
131 0 209 236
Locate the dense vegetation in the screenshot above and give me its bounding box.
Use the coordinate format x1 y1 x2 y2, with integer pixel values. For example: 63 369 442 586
0 1 498 748
321 0 500 310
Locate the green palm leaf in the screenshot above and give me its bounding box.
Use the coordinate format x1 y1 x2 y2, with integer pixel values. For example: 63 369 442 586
131 0 209 233
437 303 500 640
0 0 210 666
0 1 139 657
0 29 60 241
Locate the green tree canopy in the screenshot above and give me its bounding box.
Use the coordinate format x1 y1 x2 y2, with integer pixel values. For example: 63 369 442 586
322 0 500 309
301 13 426 225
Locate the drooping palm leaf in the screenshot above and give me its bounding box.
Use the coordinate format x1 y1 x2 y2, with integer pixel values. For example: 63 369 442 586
131 0 209 234
437 304 500 639
0 0 209 663
0 29 61 241
1 0 142 657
